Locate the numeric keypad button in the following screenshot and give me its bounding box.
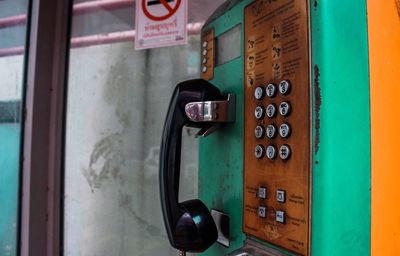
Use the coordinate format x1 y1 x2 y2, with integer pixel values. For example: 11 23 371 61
279 102 291 116
279 80 291 95
279 123 291 138
255 106 265 120
276 190 286 203
258 187 267 199
276 210 286 223
258 206 267 218
266 104 277 118
266 83 277 98
279 145 291 160
266 145 277 160
255 145 265 159
266 124 277 139
254 125 265 139
254 86 265 100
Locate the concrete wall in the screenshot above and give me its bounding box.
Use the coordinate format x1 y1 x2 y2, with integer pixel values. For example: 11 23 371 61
0 56 24 101
64 38 201 256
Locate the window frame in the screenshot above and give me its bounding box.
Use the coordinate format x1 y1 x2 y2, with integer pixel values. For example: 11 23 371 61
20 0 72 255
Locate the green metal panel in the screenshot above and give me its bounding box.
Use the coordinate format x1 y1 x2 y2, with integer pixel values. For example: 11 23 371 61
0 124 20 256
199 0 371 255
310 0 371 255
199 1 251 255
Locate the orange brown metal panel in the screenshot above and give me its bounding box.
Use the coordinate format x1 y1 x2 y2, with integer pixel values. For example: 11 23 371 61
243 0 310 255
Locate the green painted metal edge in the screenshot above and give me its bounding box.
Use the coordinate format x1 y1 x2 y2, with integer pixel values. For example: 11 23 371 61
310 1 371 255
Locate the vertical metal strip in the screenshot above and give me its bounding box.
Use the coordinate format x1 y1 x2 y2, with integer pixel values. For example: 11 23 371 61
310 0 371 255
20 0 72 255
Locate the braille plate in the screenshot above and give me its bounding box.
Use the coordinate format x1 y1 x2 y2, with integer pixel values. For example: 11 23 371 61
243 0 311 255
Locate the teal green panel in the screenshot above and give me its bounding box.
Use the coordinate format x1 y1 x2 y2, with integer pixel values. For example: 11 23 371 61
310 1 371 255
0 124 20 256
199 1 252 255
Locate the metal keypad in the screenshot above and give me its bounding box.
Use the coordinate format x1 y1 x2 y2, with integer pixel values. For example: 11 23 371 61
255 145 265 159
266 104 277 118
279 145 291 160
254 86 265 100
279 123 291 138
266 124 277 139
254 125 265 139
279 101 291 116
255 106 265 120
266 145 277 160
266 83 277 98
279 80 291 95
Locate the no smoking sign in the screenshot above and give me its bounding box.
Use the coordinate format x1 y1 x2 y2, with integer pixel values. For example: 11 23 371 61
135 0 188 50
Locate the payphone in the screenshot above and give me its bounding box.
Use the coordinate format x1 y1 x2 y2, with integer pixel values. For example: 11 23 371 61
160 0 372 255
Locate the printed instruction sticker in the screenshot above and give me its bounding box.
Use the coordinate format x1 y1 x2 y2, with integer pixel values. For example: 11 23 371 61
135 0 188 50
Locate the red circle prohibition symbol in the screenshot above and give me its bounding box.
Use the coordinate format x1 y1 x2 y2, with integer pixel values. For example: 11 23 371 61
142 0 182 21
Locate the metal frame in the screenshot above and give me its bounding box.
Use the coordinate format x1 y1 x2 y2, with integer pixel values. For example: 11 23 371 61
20 0 72 255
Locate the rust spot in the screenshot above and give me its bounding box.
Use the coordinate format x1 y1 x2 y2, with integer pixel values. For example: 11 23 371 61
396 0 400 17
314 65 321 154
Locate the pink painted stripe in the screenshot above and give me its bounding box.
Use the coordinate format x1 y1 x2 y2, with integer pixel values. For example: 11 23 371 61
0 22 203 57
0 0 134 29
73 0 134 15
71 30 136 47
0 46 24 57
0 14 26 29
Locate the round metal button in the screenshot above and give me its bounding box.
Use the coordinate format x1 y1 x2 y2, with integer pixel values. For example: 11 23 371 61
255 106 265 120
254 125 265 139
202 57 208 64
266 145 277 159
202 66 208 73
203 41 208 48
279 145 291 160
266 124 277 139
279 123 291 138
279 102 291 116
203 49 208 56
279 80 291 95
266 104 277 118
255 145 265 159
266 83 277 98
254 86 265 100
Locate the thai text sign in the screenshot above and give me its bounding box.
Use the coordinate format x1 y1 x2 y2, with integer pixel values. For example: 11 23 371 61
135 0 188 50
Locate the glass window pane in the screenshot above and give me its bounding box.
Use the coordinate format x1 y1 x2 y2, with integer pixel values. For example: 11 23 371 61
63 1 224 255
0 0 29 255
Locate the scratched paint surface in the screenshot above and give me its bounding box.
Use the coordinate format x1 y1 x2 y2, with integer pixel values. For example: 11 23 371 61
311 0 371 255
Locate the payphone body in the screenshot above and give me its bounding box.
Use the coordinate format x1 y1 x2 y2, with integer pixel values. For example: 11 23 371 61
197 0 371 255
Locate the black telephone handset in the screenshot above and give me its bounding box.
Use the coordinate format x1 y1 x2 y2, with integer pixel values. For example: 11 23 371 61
159 79 232 253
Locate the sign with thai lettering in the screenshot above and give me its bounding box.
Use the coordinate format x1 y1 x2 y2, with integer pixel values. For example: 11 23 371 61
135 0 187 50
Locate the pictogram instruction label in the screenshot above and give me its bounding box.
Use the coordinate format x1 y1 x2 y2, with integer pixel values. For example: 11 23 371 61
135 0 188 50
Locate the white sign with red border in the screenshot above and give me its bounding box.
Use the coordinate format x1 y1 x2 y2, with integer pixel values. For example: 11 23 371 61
135 0 188 50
